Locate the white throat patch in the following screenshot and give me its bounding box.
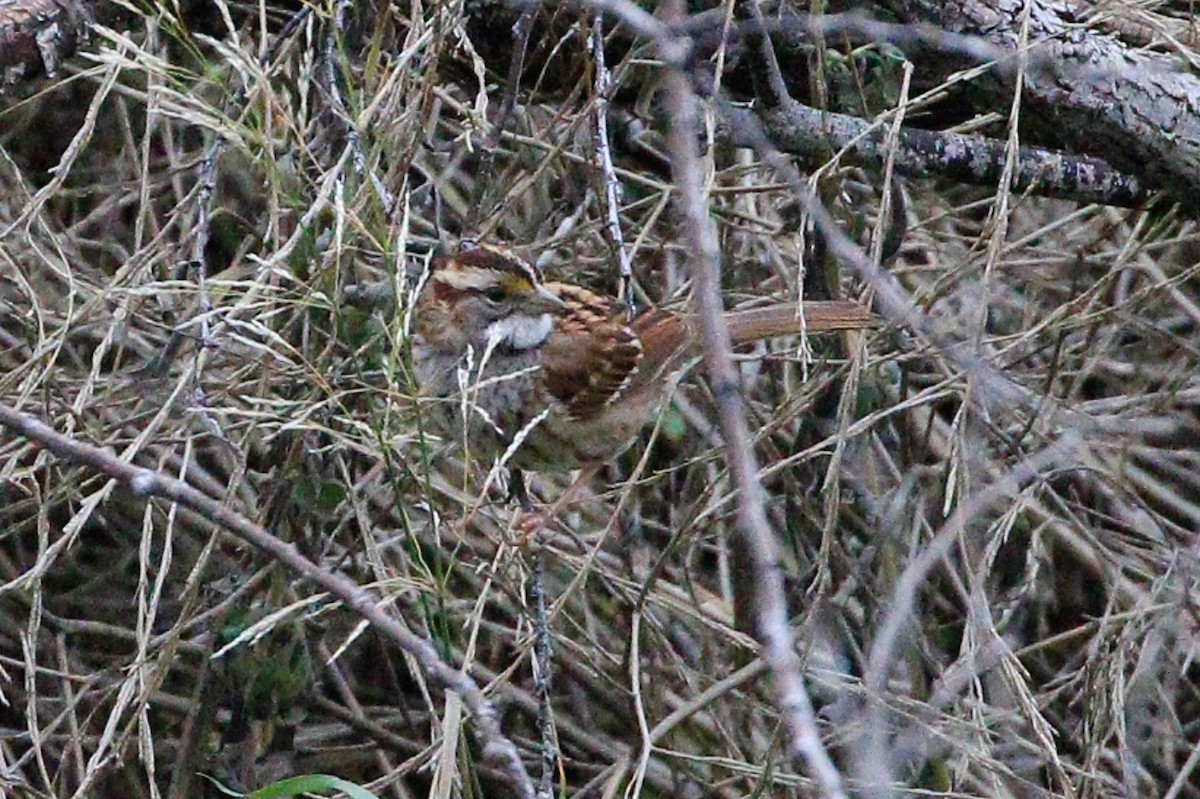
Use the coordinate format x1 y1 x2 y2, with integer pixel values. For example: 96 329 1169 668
485 313 554 351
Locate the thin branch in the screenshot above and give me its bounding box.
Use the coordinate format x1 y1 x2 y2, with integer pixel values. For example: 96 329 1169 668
324 0 395 211
658 2 847 796
862 433 1083 694
530 549 556 799
591 12 635 308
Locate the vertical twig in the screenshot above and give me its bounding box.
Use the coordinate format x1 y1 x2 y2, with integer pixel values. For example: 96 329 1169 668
530 549 557 799
656 2 848 797
591 13 635 309
324 0 396 210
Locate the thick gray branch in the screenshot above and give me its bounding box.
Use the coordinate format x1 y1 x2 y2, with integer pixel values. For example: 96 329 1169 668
724 103 1145 207
885 0 1200 202
0 0 92 87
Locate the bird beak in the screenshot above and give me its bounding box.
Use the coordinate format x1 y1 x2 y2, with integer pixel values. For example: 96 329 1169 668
531 285 567 313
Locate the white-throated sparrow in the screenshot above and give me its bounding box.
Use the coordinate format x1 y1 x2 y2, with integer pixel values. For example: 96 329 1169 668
411 246 874 471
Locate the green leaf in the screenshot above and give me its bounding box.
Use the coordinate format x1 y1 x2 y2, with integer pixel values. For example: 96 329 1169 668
198 772 383 799
250 772 381 796
248 774 383 799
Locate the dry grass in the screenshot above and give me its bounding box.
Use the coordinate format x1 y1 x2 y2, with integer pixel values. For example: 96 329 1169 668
1 2 1199 798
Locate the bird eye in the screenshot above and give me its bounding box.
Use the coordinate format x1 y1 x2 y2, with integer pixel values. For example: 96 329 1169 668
484 286 507 302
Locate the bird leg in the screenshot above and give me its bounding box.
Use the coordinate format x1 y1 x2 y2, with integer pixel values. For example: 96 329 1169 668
513 464 601 546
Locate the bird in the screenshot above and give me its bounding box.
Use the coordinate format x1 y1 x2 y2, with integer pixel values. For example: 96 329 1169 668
410 245 875 474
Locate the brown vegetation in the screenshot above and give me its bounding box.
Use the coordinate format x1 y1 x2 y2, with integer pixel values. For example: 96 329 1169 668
1 1 1199 797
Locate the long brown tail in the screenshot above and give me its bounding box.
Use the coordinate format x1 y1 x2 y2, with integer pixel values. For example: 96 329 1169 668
631 300 876 378
723 300 877 344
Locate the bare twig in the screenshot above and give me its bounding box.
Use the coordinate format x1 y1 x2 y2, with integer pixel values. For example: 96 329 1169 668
658 3 846 795
140 7 310 379
591 12 635 308
857 433 1084 798
529 549 556 799
324 0 396 210
488 2 541 151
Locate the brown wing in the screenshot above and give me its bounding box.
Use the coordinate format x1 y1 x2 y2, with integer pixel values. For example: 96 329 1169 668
539 283 644 419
